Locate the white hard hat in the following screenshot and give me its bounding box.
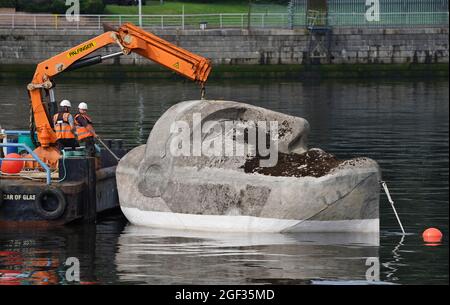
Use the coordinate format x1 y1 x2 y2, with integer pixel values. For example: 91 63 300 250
60 100 71 107
78 102 88 110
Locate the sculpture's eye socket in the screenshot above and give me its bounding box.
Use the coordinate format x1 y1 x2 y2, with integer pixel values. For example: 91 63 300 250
138 164 165 197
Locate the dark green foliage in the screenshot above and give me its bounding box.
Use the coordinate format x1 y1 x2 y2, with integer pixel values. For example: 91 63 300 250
14 0 105 14
0 0 16 8
50 0 68 14
81 0 106 13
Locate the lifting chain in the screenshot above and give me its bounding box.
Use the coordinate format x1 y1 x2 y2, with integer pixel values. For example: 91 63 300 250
201 84 206 100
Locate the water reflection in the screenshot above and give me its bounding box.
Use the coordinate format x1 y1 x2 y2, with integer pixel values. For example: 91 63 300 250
0 217 447 284
383 234 406 282
115 226 380 285
0 216 127 285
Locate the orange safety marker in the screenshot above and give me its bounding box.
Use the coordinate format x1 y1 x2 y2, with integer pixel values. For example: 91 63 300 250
1 153 24 174
422 228 443 243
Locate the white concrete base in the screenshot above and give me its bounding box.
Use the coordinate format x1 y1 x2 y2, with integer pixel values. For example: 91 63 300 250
121 207 379 233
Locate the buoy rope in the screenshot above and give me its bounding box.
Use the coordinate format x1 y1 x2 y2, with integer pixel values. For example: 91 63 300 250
55 150 67 183
380 181 406 235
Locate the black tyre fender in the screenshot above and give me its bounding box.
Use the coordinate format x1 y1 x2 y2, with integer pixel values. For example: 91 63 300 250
34 187 67 220
0 188 3 208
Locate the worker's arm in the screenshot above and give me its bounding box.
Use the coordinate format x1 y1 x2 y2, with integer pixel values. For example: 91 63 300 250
87 125 97 138
75 115 97 138
68 115 77 136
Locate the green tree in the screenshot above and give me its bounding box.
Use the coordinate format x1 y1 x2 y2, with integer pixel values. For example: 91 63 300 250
0 0 16 8
82 0 106 14
50 0 68 14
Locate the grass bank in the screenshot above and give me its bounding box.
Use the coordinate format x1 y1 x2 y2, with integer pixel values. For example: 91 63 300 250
104 1 286 15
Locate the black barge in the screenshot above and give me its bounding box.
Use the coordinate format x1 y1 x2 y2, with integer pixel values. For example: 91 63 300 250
0 131 126 227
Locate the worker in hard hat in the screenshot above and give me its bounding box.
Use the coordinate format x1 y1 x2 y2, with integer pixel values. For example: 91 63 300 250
53 100 78 151
74 102 97 157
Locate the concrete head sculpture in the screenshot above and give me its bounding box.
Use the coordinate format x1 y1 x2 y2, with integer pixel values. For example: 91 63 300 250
117 100 380 233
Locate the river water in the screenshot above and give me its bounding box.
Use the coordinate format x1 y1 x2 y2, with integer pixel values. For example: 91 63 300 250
0 78 448 285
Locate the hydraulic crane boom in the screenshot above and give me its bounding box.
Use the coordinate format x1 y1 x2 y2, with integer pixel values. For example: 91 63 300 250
26 23 212 168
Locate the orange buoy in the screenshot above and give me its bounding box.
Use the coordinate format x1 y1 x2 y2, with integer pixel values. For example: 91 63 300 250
1 153 24 174
422 228 443 243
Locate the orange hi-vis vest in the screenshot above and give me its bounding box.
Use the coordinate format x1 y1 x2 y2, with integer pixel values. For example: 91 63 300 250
53 112 75 140
74 113 94 141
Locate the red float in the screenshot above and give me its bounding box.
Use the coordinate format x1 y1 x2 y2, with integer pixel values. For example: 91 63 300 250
1 153 24 174
423 227 443 243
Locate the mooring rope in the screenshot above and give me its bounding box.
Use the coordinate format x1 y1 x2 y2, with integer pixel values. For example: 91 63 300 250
380 181 406 235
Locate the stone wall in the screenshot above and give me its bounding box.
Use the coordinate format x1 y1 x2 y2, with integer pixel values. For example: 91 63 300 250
0 27 448 66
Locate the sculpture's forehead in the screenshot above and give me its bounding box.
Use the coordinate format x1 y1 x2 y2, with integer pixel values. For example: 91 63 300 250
139 100 310 169
166 100 308 124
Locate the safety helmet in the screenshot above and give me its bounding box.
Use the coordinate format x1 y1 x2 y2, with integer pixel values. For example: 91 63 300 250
78 102 88 110
60 100 71 107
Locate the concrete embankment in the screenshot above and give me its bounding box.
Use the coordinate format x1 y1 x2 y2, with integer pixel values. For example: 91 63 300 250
0 27 448 78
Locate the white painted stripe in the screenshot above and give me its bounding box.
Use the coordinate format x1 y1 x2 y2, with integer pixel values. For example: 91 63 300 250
287 219 379 233
121 207 379 233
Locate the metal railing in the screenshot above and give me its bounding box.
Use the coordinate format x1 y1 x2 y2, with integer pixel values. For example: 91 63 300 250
0 12 447 30
0 13 295 30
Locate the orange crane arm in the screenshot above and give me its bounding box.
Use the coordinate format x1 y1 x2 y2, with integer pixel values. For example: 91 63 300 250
27 23 212 149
